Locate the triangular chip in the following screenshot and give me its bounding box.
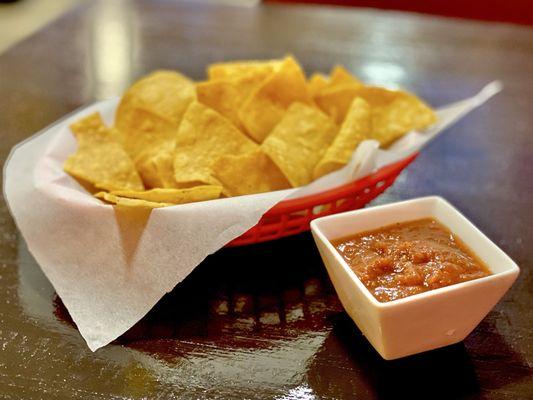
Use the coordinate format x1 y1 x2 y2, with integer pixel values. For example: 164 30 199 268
329 65 363 87
238 56 313 143
211 150 291 196
135 141 179 189
64 113 144 191
108 186 223 204
121 108 179 163
261 103 338 187
197 73 267 131
330 86 436 146
308 73 329 97
138 141 220 190
116 70 196 128
315 83 364 123
173 102 258 185
207 59 280 80
314 97 371 179
115 70 195 160
95 192 172 209
368 89 437 146
312 66 363 121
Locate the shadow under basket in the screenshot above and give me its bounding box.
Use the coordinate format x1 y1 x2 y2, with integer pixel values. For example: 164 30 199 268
227 153 418 247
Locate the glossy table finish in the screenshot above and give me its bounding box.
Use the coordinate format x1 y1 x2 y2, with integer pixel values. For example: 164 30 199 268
1 1 532 398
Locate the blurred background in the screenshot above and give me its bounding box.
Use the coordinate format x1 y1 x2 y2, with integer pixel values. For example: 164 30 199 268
0 0 531 54
0 0 82 53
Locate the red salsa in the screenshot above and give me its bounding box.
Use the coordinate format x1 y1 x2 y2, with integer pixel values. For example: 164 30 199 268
332 218 491 302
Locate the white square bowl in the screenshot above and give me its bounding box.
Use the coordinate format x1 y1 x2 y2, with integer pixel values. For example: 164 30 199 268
310 196 519 360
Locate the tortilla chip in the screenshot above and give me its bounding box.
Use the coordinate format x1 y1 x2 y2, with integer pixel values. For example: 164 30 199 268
261 103 338 187
308 73 329 97
238 56 313 143
314 97 371 179
312 66 363 121
116 70 195 128
95 192 172 209
64 113 144 191
173 102 258 185
121 108 179 164
197 73 266 130
134 141 178 189
211 150 291 196
137 137 227 190
109 186 223 204
115 70 195 160
370 90 437 146
329 65 363 87
207 59 280 80
68 112 108 138
315 83 364 124
341 87 436 146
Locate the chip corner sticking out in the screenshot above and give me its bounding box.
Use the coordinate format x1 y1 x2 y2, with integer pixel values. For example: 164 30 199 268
196 77 261 131
135 141 177 189
238 56 312 143
109 186 223 205
262 102 337 187
357 87 437 146
207 58 281 80
315 84 363 124
64 113 144 192
308 73 329 97
329 65 363 87
95 191 171 209
173 101 258 185
117 70 195 127
69 112 107 138
115 70 195 160
211 150 291 196
313 96 371 180
313 66 364 123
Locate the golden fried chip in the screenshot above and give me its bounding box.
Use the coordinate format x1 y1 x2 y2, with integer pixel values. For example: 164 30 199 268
115 70 195 160
121 108 178 164
197 73 266 130
207 59 280 80
211 150 291 196
173 102 258 185
261 103 337 187
308 73 329 97
315 84 363 123
199 60 280 131
354 87 437 146
312 66 363 121
65 58 438 206
372 97 437 146
329 65 363 87
95 192 172 209
314 97 371 179
64 113 144 191
116 70 195 128
134 141 178 189
238 56 313 143
109 186 223 204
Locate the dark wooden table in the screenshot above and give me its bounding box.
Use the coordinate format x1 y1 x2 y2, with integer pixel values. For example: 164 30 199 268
1 1 532 398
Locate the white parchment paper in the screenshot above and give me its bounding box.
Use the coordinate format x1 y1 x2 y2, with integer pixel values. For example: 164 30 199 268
3 81 501 351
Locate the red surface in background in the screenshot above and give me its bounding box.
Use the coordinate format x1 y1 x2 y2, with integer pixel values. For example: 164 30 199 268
267 0 533 26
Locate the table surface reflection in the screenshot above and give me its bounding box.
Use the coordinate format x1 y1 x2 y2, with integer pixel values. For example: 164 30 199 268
0 1 532 398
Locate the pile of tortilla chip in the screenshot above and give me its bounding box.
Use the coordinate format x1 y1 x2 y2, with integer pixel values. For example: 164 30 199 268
63 56 436 209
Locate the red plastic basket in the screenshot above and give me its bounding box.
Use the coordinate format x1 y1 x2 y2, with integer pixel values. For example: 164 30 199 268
227 153 418 247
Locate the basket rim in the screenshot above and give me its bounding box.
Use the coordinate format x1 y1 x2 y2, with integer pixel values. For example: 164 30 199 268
264 153 418 217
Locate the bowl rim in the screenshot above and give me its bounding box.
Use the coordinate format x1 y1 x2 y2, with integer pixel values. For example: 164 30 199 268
310 196 520 310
